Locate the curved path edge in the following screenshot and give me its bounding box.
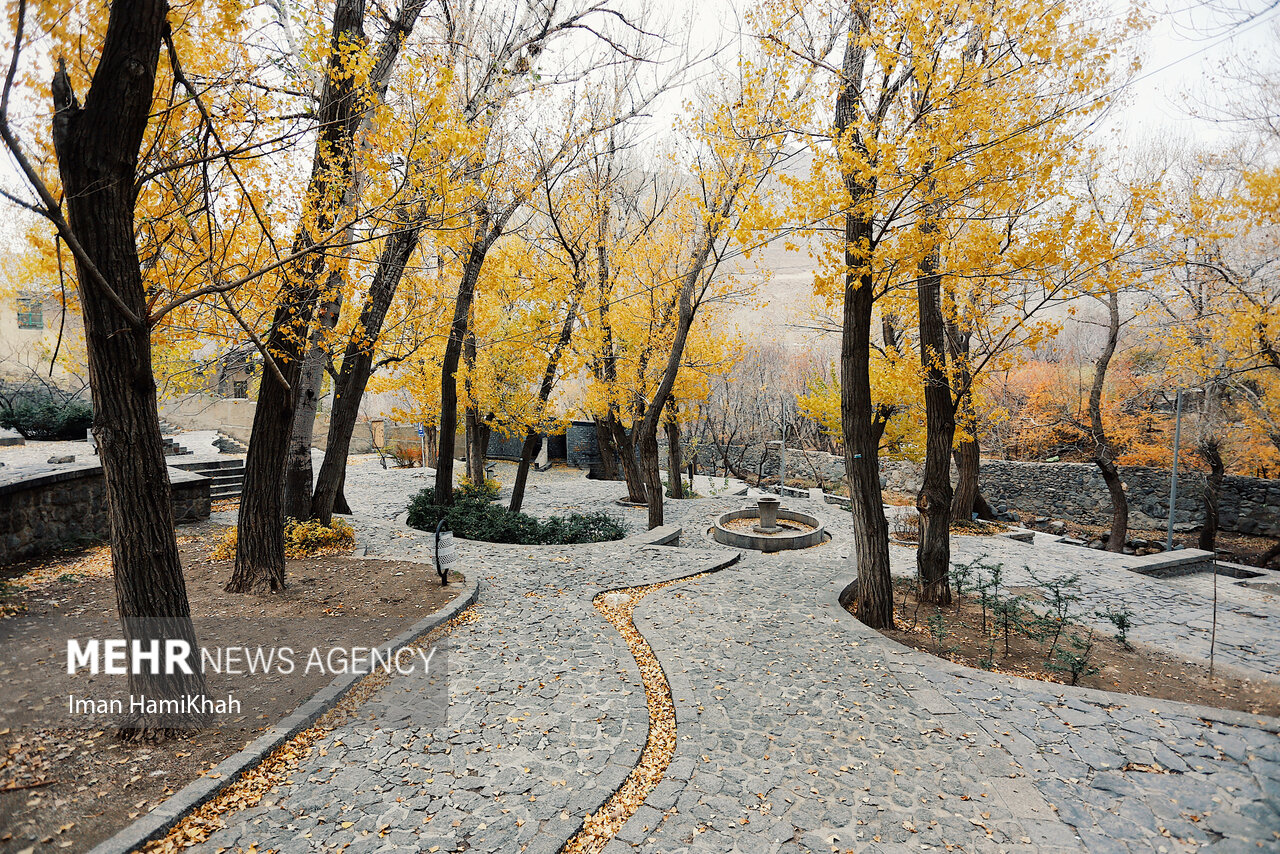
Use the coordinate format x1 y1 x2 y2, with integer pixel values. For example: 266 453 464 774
823 570 1280 851
87 573 480 854
827 573 1280 731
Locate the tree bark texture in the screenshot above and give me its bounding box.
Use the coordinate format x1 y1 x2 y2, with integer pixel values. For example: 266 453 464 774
665 413 684 499
1089 288 1129 553
915 242 954 607
231 0 368 592
947 318 979 522
434 237 490 504
1198 437 1224 553
51 0 209 737
636 424 665 525
311 223 423 523
835 12 894 629
593 417 621 481
284 281 340 519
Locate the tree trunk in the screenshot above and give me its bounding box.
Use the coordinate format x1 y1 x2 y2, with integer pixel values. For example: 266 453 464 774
636 423 664 526
1198 437 1224 552
284 283 339 519
283 343 323 520
434 238 489 505
50 0 209 737
311 224 421 523
334 468 351 515
609 414 647 502
465 412 490 484
948 328 979 521
915 241 954 608
665 413 684 499
231 0 367 592
423 425 438 468
835 14 893 629
594 417 621 480
508 431 540 514
951 440 980 522
508 287 582 512
1089 288 1128 553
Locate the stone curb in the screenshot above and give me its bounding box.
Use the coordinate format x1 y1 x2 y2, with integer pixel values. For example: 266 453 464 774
823 571 1280 732
87 574 480 854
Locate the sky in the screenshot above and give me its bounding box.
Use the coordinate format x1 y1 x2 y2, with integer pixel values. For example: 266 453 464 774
1109 0 1280 146
2 0 1276 251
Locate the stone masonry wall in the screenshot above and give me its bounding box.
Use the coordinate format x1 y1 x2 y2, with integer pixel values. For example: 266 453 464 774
688 442 1280 537
0 462 210 564
970 460 1280 537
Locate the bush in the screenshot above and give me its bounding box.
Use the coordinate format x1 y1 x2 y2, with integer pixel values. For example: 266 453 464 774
386 443 422 468
209 518 356 561
405 488 626 545
0 395 93 440
284 517 356 556
456 475 501 501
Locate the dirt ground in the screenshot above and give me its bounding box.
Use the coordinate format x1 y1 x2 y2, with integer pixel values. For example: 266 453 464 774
874 578 1280 718
0 520 465 854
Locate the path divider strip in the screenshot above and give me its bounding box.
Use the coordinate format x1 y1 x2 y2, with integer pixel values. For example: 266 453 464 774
560 550 740 854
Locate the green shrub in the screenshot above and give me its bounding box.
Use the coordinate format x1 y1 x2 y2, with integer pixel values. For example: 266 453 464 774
405 489 626 545
0 395 93 440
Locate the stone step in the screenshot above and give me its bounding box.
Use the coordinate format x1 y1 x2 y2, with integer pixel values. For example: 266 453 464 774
161 436 192 456
171 458 246 500
172 459 244 473
214 432 248 455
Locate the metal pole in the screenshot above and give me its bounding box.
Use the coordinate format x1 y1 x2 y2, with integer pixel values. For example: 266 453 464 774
1166 389 1184 551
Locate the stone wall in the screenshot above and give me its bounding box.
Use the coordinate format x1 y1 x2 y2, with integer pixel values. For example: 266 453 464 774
485 431 568 462
0 462 210 564
688 443 1280 537
972 460 1280 537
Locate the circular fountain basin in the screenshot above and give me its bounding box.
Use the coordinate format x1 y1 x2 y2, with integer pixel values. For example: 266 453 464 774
712 507 827 552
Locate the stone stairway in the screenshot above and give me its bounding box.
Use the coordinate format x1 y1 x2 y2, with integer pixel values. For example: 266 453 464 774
172 458 244 500
162 437 192 456
213 432 248 455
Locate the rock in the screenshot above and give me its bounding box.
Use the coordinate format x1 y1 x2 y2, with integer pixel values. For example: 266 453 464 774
1047 520 1066 535
0 427 24 446
1123 547 1136 555
1087 539 1104 550
46 455 76 464
1034 516 1050 525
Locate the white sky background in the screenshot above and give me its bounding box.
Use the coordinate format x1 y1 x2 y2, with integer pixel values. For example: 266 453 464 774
1106 0 1280 148
1 0 1276 250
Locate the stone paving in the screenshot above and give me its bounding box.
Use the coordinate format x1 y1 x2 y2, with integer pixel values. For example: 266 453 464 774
515 478 1280 682
183 469 1279 853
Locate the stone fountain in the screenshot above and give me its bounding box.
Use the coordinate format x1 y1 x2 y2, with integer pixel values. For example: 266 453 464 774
712 495 827 553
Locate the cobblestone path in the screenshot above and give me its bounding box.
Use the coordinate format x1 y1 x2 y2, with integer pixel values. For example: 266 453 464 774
186 478 1278 853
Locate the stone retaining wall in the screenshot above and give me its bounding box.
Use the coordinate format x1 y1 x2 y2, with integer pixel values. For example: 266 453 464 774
688 442 1280 536
0 462 210 564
